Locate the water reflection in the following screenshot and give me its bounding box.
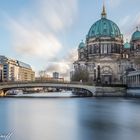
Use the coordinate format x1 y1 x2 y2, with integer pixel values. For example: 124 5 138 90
0 97 140 140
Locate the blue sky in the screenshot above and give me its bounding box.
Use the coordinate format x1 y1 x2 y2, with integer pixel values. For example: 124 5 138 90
0 0 140 79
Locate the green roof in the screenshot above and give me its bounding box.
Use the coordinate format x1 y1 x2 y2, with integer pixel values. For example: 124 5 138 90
132 30 140 41
87 18 121 39
124 42 130 49
78 41 85 49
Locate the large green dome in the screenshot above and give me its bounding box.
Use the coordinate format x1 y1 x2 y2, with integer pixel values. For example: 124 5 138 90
87 5 121 39
131 28 140 41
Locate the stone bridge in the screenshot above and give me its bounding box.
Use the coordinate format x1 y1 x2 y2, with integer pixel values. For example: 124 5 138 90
0 82 96 97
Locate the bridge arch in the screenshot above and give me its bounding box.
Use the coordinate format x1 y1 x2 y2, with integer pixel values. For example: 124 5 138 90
0 82 96 97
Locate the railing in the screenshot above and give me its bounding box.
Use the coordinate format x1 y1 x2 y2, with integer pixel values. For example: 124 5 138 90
0 81 127 87
0 81 94 86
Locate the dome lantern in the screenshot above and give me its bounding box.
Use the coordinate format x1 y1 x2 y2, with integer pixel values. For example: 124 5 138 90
101 4 107 18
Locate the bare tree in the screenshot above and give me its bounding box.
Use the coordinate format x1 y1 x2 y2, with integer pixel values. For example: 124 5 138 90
71 67 89 82
38 70 47 81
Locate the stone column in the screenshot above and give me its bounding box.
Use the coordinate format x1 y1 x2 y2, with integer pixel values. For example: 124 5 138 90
139 75 140 85
136 75 138 86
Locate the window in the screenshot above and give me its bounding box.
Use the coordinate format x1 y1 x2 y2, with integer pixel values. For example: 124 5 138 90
108 44 111 53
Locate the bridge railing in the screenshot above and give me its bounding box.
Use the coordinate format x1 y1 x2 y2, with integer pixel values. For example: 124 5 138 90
0 81 94 86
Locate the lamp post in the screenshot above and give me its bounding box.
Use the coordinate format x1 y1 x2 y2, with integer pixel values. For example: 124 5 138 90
94 67 96 82
97 64 101 84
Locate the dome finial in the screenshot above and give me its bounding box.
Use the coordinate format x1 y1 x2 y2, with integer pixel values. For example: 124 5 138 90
136 26 139 31
101 1 107 18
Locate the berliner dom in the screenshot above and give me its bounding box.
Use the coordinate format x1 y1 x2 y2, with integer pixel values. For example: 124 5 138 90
74 5 140 84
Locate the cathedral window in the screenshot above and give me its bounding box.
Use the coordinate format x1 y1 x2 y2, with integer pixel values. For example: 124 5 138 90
108 44 111 53
111 45 114 53
137 44 140 50
94 45 97 54
96 45 99 53
90 46 92 54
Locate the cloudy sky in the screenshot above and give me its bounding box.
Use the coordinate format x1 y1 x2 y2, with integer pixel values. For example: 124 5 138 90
0 0 140 80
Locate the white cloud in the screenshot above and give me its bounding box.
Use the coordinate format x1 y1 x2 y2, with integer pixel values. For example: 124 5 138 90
118 12 140 41
107 0 122 8
46 48 77 80
4 0 78 79
8 17 62 60
119 15 131 29
34 0 78 32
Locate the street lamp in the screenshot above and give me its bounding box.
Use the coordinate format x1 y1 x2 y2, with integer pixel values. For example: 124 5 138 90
94 67 96 81
97 63 101 84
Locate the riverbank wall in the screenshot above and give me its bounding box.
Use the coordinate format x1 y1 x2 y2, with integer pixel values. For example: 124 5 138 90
127 87 140 97
95 86 127 97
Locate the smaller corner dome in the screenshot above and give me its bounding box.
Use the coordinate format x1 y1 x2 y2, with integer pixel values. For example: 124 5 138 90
131 27 140 41
124 42 130 49
78 41 85 49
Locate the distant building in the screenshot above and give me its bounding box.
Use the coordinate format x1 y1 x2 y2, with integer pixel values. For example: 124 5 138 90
0 55 35 82
35 77 64 82
36 72 64 82
53 72 59 79
0 64 3 82
17 61 35 81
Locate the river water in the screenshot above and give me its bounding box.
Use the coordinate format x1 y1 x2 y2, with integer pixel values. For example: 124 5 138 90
0 93 140 140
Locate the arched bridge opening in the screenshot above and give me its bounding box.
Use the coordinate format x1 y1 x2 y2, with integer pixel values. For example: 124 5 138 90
0 82 96 97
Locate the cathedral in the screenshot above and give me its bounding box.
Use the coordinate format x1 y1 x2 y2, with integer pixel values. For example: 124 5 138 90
73 5 140 84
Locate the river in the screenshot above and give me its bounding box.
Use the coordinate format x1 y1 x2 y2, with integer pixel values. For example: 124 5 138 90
0 93 140 140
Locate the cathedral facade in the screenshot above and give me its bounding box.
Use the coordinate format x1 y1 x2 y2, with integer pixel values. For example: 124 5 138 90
73 5 140 84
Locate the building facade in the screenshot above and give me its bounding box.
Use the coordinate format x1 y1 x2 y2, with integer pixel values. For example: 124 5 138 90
17 61 35 81
123 70 140 87
53 72 59 79
0 55 35 82
73 5 140 84
0 64 3 82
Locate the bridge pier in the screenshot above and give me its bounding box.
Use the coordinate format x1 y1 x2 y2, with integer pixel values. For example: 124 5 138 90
0 90 5 97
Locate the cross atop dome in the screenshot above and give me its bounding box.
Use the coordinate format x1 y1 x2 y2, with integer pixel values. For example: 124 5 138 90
101 2 107 18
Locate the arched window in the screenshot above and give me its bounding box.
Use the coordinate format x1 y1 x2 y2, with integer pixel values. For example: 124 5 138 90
94 45 97 54
90 47 92 54
108 44 111 53
137 44 140 51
